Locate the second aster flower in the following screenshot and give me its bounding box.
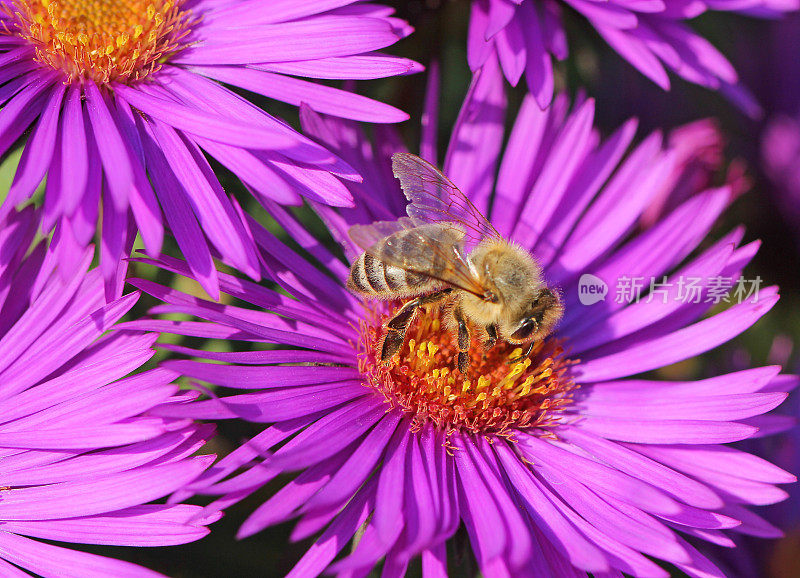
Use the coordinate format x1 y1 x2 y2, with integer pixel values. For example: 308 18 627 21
0 0 420 298
0 207 216 578
468 0 797 112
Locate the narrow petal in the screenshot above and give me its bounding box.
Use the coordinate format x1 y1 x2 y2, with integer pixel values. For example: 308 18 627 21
520 2 555 107
513 98 596 243
6 84 65 205
58 85 89 217
534 118 638 265
199 0 359 26
67 130 102 245
518 434 681 515
149 68 360 177
285 482 374 578
444 55 507 213
192 66 409 123
451 435 507 562
185 417 313 493
576 293 778 382
256 55 422 79
594 24 670 89
467 0 496 71
470 437 533 568
113 83 299 151
0 251 90 375
557 427 723 508
492 93 549 234
237 453 349 538
0 532 163 578
553 133 671 281
3 507 211 546
565 0 639 28
258 152 354 207
633 444 796 485
494 441 610 572
576 417 757 444
111 98 164 255
160 362 360 389
419 60 440 166
177 17 402 65
0 293 138 403
421 543 448 578
194 138 303 205
0 422 168 449
301 412 400 511
147 121 260 277
374 427 411 544
261 199 351 280
0 458 211 520
576 392 786 422
525 456 690 564
0 72 55 161
267 398 385 470
99 194 132 299
83 82 132 211
139 125 219 300
495 19 527 86
224 384 368 422
3 427 198 485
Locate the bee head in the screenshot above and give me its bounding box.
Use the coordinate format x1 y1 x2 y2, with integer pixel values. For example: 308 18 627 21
510 288 564 342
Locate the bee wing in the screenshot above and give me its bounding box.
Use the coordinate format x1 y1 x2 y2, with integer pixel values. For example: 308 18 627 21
391 152 501 244
348 217 417 252
348 218 489 298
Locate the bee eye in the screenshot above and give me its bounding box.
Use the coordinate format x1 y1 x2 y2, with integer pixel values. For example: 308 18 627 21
511 318 537 340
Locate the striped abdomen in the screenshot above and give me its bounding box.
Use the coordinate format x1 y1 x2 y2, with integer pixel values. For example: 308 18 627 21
347 252 439 298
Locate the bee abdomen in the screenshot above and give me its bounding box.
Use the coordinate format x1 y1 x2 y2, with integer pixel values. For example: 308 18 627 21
347 252 428 296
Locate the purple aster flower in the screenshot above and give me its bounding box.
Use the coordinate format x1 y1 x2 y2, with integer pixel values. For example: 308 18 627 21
0 0 419 299
468 0 797 111
761 114 800 251
754 14 800 252
640 118 748 228
127 60 795 576
0 206 218 577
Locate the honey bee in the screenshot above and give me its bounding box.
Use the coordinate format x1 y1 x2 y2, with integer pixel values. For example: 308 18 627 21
347 153 564 375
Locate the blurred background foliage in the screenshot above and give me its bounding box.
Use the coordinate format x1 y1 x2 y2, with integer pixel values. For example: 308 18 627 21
1 1 799 576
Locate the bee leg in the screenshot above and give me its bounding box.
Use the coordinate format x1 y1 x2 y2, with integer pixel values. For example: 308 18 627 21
454 306 471 375
381 289 453 362
381 302 420 362
484 324 498 350
381 330 407 362
507 341 535 365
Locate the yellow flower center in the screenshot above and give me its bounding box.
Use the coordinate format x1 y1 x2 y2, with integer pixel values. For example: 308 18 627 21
3 0 194 83
359 302 577 438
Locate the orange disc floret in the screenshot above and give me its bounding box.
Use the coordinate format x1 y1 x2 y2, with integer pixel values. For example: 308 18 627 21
358 302 577 438
2 0 194 84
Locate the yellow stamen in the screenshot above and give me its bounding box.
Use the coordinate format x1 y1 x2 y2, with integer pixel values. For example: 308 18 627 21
358 301 577 437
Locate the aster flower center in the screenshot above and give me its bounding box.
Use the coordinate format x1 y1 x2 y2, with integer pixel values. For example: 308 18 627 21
3 0 193 83
359 302 577 437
